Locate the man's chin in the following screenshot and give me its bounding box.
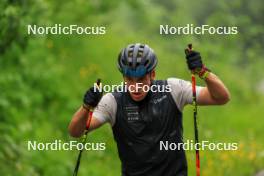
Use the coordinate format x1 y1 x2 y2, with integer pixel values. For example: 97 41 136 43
130 93 146 102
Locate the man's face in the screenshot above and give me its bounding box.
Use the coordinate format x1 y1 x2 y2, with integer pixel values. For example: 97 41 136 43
124 71 155 101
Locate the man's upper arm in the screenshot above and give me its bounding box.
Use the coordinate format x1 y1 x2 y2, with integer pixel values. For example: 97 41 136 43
92 93 117 126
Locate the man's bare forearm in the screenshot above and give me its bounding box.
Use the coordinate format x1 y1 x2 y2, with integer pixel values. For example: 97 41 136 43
68 106 89 138
205 72 230 104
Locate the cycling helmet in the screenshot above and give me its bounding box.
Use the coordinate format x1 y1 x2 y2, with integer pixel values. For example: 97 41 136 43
117 43 158 77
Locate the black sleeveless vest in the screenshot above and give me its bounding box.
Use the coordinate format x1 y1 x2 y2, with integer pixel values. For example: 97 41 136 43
112 80 187 176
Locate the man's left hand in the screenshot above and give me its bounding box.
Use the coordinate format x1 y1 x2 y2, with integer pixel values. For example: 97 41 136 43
185 50 203 72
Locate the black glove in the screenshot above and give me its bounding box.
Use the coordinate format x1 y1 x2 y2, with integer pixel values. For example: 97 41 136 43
83 86 103 108
185 50 203 71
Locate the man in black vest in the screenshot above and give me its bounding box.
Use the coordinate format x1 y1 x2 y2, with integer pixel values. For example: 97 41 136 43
69 43 230 176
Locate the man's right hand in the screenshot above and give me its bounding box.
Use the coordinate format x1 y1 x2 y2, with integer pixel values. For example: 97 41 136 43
83 86 103 109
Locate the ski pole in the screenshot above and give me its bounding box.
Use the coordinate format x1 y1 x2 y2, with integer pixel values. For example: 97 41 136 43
72 79 101 176
185 44 200 176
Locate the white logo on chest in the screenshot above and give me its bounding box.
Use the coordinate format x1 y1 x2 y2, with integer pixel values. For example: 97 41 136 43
125 106 139 121
153 95 167 104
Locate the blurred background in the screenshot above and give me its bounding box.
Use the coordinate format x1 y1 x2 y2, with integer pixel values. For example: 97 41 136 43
0 0 263 175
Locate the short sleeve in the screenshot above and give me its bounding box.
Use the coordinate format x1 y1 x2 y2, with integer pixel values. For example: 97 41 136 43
93 93 117 126
167 78 203 112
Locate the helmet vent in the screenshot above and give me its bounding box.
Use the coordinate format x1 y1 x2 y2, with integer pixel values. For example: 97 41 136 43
137 52 143 58
128 51 133 57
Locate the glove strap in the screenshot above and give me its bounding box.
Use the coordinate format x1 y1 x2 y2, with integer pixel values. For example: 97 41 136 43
198 65 211 80
82 104 90 111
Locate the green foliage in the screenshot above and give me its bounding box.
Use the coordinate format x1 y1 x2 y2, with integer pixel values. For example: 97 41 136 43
0 0 263 175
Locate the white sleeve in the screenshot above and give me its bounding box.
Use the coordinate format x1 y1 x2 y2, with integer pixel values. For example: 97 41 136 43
167 78 203 112
93 93 117 126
